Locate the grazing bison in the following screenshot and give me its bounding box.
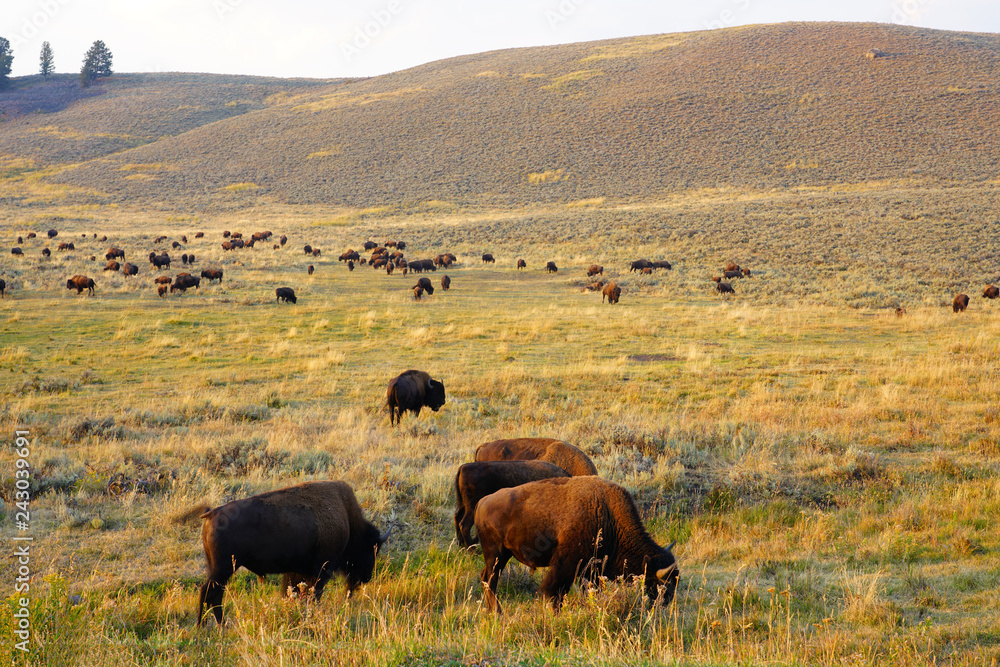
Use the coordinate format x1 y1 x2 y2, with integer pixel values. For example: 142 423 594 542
41 248 51 258
412 285 424 300
414 277 434 295
441 275 450 290
11 248 23 256
0 279 5 298
545 261 558 273
725 262 741 272
172 241 182 249
454 461 570 548
231 232 243 240
276 287 297 304
716 282 735 295
308 265 315 275
363 241 378 251
585 280 605 292
741 268 752 277
122 262 138 277
723 270 742 280
103 260 120 272
340 250 360 262
181 254 190 265
895 307 907 317
396 241 406 250
27 232 36 239
640 267 652 275
312 249 322 257
482 253 495 264
66 275 96 295
347 260 354 271
652 260 673 270
195 232 205 238
385 262 394 275
953 294 969 312
157 285 168 297
475 438 598 476
198 481 387 626
106 247 125 261
280 235 287 246
57 242 75 251
154 276 172 285
602 282 621 304
587 265 603 277
386 369 446 426
181 235 188 244
151 253 171 269
517 259 526 270
476 476 679 613
304 245 313 255
171 274 201 293
629 259 652 272
47 229 58 238
983 285 999 300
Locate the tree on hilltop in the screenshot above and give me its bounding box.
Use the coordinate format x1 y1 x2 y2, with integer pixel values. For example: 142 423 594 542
0 37 13 89
80 40 113 88
40 41 54 77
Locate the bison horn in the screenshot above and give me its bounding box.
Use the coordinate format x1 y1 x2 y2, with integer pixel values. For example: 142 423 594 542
666 540 677 551
379 525 395 543
656 563 678 581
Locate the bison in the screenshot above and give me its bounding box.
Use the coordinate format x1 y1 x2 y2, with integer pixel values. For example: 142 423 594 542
475 438 598 477
47 229 58 238
308 265 315 275
172 241 182 249
11 248 23 256
158 285 168 297
454 461 570 549
652 260 673 270
103 261 120 272
441 275 450 290
0 279 5 298
476 476 679 613
413 277 434 295
516 259 526 270
170 274 201 293
122 262 138 277
276 287 297 304
386 369 446 426
602 282 621 304
340 250 360 262
41 248 51 258
716 282 735 295
482 253 495 264
348 260 355 271
304 245 313 255
723 270 743 280
585 280 605 292
640 267 652 275
545 261 558 273
66 275 95 295
312 248 322 257
57 242 75 251
983 285 999 299
154 276 172 287
106 247 125 261
27 232 36 239
197 481 387 626
181 254 190 266
953 294 969 312
629 259 652 272
363 241 378 251
742 268 752 277
587 265 603 277
724 262 741 272
413 285 424 300
151 253 171 269
280 235 287 246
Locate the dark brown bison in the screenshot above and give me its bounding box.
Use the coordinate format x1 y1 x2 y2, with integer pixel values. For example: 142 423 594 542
516 259 526 270
587 264 603 277
454 461 570 548
198 481 387 626
723 270 742 280
26 232 36 239
195 232 205 238
895 307 907 317
629 259 652 272
417 259 436 272
122 262 138 277
0 279 5 298
482 253 495 264
280 235 287 246
41 248 51 258
385 262 394 275
170 274 200 292
414 277 434 295
181 254 190 265
231 232 243 240
652 260 673 270
363 241 378 251
47 229 58 238
308 265 315 275
154 276 172 285
222 231 231 238
983 285 999 299
106 247 125 261
347 260 354 271
172 241 182 249
304 245 313 255
953 294 969 312
103 260 120 272
545 261 558 273
476 477 679 613
741 268 752 277
221 241 235 251
66 275 95 295
475 438 598 476
602 282 621 304
276 287 297 304
717 282 735 295
396 241 406 250
181 235 188 244
441 275 450 290
157 285 168 297
151 253 171 269
340 249 360 262
57 242 75 251
11 248 23 256
386 369 446 426
412 285 424 300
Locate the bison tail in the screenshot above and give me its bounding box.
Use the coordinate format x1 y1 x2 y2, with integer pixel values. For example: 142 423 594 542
173 501 213 524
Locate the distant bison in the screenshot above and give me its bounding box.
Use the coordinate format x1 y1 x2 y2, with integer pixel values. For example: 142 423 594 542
716 282 735 295
640 267 652 275
340 250 360 262
363 241 378 251
47 229 58 238
151 253 171 269
57 242 75 251
585 280 605 292
154 276 172 285
312 249 321 257
476 476 679 612
276 287 297 304
347 260 354 271
602 282 621 304
482 253 495 264
304 245 313 255
629 259 652 272
724 263 741 272
197 481 387 626
953 294 969 312
587 264 603 277
280 235 287 246
195 232 204 238
441 275 450 290
516 259 526 270
41 248 51 258
723 270 743 280
454 460 570 548
983 285 999 300
475 438 598 477
171 274 201 293
106 248 125 261
123 262 138 277
414 277 434 295
157 285 168 297
0 279 5 298
103 260 120 272
308 265 315 275
172 241 182 249
412 285 424 300
386 369 446 426
27 232 37 239
652 260 672 270
545 261 558 273
11 248 23 256
66 275 95 295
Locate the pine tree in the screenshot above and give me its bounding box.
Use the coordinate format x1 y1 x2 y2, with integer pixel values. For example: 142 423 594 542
40 41 54 77
80 40 113 88
0 37 13 89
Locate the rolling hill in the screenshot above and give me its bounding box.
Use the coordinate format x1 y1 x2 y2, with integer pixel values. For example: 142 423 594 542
2 22 999 211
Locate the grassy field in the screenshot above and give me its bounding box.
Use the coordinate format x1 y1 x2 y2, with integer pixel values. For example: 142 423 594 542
1 184 999 666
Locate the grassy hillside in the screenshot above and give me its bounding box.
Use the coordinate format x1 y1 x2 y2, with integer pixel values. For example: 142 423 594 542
6 22 996 209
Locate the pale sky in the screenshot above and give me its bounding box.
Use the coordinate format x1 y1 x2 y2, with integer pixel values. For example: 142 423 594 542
4 0 998 79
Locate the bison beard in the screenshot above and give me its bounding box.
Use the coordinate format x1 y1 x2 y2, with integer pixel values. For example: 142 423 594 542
197 481 387 626
386 369 446 426
475 476 678 613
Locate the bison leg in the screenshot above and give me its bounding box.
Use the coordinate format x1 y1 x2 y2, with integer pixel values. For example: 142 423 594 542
539 560 579 611
479 547 512 614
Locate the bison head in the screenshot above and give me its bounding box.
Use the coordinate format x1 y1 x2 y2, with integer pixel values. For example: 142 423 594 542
426 379 446 412
643 542 679 606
